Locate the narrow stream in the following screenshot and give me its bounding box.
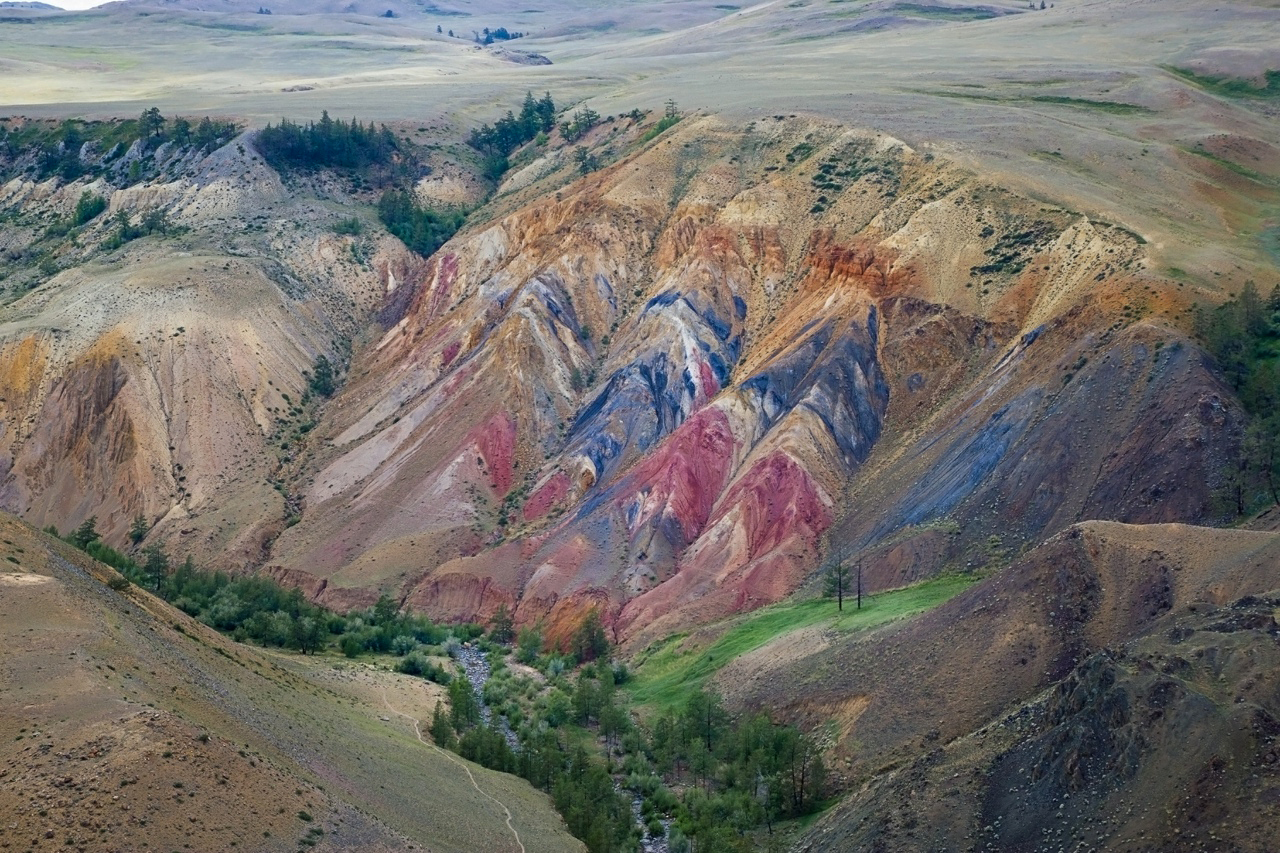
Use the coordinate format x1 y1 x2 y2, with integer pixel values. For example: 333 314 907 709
451 642 669 851
453 642 519 749
626 781 672 853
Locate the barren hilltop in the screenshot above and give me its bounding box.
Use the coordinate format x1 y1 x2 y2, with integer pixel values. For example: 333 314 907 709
1 0 1277 850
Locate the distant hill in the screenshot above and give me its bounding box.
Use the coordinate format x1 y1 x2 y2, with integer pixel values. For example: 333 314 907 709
1 1 1279 849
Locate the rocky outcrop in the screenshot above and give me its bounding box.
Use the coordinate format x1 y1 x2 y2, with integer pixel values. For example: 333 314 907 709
0 134 405 561
266 117 1234 640
789 585 1280 852
721 521 1280 788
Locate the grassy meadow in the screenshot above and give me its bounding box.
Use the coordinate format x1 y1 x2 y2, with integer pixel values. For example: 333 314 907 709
626 574 978 714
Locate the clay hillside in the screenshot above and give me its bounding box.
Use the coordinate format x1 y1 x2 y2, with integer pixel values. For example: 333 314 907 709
0 0 1274 640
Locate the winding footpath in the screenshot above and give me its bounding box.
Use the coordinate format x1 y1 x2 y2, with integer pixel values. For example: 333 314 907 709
379 688 526 853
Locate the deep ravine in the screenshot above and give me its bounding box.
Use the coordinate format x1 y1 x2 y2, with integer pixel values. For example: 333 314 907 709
452 643 671 852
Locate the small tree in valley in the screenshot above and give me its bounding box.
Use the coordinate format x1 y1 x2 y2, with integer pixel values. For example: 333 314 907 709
308 355 336 397
430 701 455 747
293 615 325 655
71 516 101 549
489 602 515 644
571 608 610 663
128 513 149 545
516 624 542 664
141 543 170 592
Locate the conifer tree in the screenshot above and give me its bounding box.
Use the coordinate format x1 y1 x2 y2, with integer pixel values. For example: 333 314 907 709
128 513 149 545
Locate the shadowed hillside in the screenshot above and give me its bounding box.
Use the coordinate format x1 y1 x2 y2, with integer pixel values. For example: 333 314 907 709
716 521 1280 850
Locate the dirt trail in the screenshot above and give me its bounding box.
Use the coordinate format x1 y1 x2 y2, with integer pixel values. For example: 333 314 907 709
379 688 525 853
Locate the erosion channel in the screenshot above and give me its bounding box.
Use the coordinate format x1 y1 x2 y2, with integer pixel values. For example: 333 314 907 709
453 644 671 853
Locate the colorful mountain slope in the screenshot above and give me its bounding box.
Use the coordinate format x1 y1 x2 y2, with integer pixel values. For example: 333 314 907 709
267 117 1238 645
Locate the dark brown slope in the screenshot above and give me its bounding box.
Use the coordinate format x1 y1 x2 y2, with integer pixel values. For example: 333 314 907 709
714 521 1280 850
799 599 1280 853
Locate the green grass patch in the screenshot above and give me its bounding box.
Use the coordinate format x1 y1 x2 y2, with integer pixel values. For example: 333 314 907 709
786 141 817 163
921 90 1150 114
188 19 269 33
331 216 363 236
1166 66 1280 100
894 3 1000 21
1187 146 1277 186
639 114 681 144
1261 224 1280 266
1024 95 1152 114
627 573 977 713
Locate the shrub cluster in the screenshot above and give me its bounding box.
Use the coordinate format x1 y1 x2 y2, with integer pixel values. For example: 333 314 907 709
256 112 412 187
0 112 237 184
54 516 477 664
1195 281 1280 513
446 616 826 852
376 189 466 258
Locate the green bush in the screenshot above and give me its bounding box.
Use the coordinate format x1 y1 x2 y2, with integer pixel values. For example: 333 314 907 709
1195 281 1280 514
332 216 363 236
257 112 405 183
377 189 465 257
340 633 364 658
307 355 336 397
72 191 107 225
640 113 680 144
397 651 453 684
467 91 556 159
18 114 236 184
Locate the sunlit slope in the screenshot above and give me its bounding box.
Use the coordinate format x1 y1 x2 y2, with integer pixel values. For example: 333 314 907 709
269 115 1241 645
2 0 1277 281
0 511 581 853
0 0 1275 646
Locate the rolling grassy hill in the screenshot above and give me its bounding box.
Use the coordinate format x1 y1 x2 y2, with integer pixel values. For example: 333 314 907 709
0 511 581 853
